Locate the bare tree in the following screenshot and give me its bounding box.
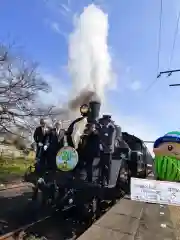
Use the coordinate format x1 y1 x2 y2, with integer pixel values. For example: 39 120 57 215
0 44 51 137
0 44 97 147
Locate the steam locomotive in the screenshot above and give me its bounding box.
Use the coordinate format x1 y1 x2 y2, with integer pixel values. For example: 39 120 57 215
24 99 153 219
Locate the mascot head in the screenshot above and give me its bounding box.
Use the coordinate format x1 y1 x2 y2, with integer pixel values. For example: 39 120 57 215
153 131 180 181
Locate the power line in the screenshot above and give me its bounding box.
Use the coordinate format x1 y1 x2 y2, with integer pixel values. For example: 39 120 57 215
156 8 180 86
145 0 163 91
158 68 180 74
169 83 180 87
169 8 180 68
157 68 180 86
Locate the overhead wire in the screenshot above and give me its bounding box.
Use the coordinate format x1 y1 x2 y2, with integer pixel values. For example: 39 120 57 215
145 0 163 92
168 8 180 69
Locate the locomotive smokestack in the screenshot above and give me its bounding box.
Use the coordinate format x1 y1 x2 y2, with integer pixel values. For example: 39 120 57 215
87 100 101 123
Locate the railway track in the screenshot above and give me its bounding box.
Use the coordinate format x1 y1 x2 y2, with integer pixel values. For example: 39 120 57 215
0 205 82 240
0 183 33 192
0 165 153 240
0 192 126 240
0 213 54 240
0 202 81 240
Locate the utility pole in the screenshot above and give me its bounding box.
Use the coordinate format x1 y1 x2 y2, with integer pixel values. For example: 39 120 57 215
157 68 180 87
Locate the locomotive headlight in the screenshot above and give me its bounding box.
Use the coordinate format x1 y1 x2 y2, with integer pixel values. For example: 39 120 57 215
80 104 89 115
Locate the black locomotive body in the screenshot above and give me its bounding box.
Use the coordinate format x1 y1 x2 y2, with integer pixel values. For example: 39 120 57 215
122 132 153 178
24 100 153 218
52 101 126 210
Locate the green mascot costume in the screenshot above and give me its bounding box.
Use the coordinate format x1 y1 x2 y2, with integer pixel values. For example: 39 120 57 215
153 131 180 181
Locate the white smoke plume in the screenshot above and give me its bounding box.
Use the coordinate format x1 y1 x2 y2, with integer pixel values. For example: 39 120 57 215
68 4 114 108
50 4 114 121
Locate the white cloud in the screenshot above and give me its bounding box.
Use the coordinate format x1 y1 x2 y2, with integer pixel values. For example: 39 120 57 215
60 3 71 13
44 19 68 40
125 66 132 73
38 72 69 106
49 21 68 39
129 80 142 91
51 22 61 33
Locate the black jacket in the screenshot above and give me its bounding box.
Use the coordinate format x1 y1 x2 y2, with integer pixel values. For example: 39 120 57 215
99 123 116 153
45 128 65 153
33 126 47 144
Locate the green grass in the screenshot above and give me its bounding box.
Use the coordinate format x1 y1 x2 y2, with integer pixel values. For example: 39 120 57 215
0 156 35 184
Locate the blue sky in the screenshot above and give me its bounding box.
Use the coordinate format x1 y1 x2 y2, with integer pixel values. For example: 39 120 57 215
0 0 180 151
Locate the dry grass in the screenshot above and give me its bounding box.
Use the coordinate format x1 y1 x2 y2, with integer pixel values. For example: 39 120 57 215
0 153 35 184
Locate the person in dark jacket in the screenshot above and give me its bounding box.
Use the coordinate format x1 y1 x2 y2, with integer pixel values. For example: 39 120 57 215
80 123 100 182
45 121 65 171
98 115 116 185
33 119 47 164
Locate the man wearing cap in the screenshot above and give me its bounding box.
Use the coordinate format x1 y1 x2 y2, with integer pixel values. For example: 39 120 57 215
98 115 116 185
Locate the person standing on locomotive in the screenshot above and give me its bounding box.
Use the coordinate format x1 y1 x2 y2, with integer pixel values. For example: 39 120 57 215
45 121 65 171
81 122 100 182
98 115 116 185
82 101 101 182
33 119 47 165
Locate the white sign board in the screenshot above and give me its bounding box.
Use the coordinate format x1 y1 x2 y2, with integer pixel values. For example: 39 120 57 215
131 177 180 206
